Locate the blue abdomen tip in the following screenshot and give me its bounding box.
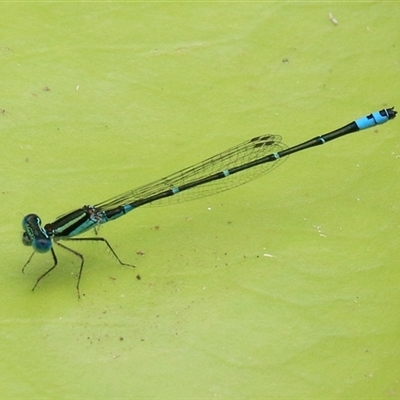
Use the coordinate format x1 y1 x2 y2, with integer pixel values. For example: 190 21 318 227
355 109 392 130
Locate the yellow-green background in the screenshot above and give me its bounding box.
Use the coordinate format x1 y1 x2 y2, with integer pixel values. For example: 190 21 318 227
1 2 399 399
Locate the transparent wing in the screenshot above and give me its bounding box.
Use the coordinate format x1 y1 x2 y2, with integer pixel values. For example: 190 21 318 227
95 134 288 210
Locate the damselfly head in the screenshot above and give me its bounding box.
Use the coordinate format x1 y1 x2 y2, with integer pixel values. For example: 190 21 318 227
22 214 52 253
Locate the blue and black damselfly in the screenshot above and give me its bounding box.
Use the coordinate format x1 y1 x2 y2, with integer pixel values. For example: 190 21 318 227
22 108 396 297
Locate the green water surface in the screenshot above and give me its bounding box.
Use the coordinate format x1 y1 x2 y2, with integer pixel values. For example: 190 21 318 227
1 2 399 399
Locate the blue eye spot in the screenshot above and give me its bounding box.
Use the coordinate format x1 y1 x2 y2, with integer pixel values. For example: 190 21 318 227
33 238 52 253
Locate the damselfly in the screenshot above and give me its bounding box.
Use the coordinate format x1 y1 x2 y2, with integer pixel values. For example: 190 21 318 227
22 107 396 297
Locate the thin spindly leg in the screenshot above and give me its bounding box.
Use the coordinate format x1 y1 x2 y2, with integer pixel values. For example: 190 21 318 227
22 251 36 273
31 247 59 292
64 237 136 268
60 237 135 299
55 241 84 299
23 237 135 298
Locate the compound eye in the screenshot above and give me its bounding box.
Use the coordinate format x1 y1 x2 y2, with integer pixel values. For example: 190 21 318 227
22 214 41 229
22 232 32 246
21 214 52 252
